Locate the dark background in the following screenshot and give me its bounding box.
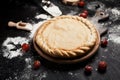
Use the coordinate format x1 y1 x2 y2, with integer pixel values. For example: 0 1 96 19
0 0 120 80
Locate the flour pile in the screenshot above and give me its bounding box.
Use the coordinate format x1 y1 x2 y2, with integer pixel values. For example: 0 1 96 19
2 37 29 59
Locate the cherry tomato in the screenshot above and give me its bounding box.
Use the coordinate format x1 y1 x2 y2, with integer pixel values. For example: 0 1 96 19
80 12 87 18
21 43 30 52
33 60 41 69
84 65 92 73
78 1 85 7
101 38 108 47
98 61 107 71
83 10 88 15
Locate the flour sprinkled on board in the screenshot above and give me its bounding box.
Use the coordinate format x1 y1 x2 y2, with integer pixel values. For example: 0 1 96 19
108 25 120 44
2 37 29 59
111 8 120 16
68 72 73 75
37 71 48 80
25 57 32 68
35 14 51 20
107 7 120 21
29 21 45 38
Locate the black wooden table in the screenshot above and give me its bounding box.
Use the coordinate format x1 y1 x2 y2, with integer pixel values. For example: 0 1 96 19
0 0 120 80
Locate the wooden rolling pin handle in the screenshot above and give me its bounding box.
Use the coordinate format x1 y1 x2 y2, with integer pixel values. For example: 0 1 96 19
8 21 17 27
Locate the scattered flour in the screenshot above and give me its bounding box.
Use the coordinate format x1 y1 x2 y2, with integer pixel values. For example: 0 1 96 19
111 8 120 16
107 7 120 21
2 37 29 59
29 21 45 38
108 25 120 44
25 57 32 68
37 71 48 80
109 34 120 44
68 72 73 75
19 70 47 80
35 14 48 19
111 8 120 21
86 1 105 11
66 10 78 15
35 14 51 20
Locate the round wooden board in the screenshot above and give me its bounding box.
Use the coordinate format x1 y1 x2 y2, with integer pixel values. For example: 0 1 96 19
33 26 100 64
